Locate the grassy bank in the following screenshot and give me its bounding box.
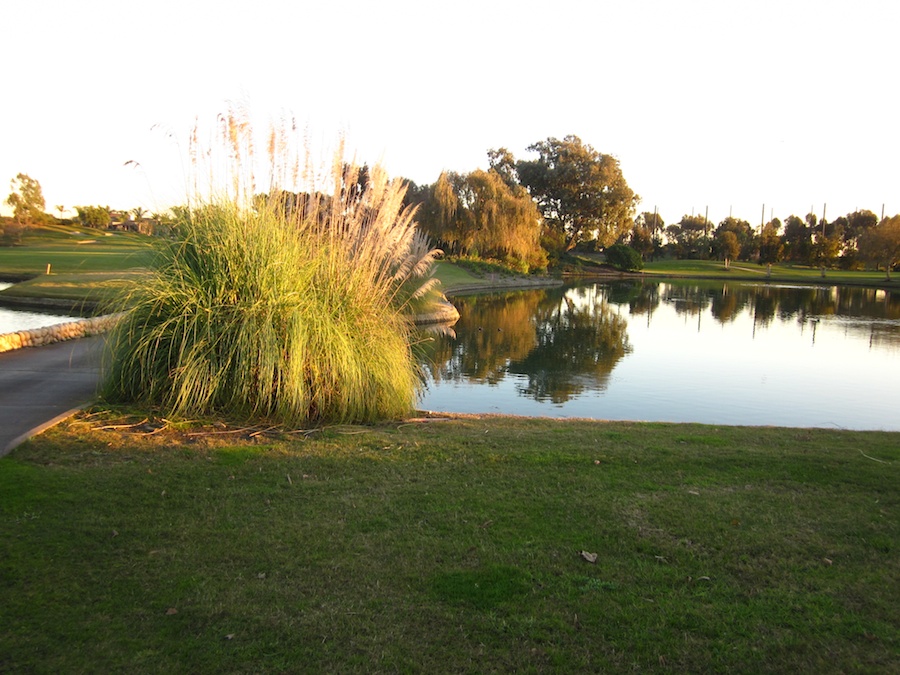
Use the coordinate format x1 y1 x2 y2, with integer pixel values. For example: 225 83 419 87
0 223 155 278
0 223 155 309
1 413 897 672
640 258 898 288
3 225 899 310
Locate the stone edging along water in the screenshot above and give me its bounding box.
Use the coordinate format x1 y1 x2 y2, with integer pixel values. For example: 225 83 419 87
0 314 123 354
0 302 461 355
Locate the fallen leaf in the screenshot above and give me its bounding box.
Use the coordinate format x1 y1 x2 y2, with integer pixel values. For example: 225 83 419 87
823 558 833 566
112 530 119 537
166 607 178 615
687 490 700 496
225 634 235 640
257 573 266 579
580 551 598 564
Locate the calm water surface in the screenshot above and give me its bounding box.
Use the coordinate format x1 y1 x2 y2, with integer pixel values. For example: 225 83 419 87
418 281 900 431
0 282 84 333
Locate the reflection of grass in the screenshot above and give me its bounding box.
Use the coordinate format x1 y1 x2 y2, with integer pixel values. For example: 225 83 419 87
2 414 897 672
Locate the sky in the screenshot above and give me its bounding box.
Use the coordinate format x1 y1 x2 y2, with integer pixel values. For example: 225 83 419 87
2 0 898 227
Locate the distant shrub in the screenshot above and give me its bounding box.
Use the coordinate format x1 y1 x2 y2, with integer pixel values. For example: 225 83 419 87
605 244 644 272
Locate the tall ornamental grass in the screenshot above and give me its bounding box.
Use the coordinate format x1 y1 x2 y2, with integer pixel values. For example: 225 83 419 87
102 112 441 425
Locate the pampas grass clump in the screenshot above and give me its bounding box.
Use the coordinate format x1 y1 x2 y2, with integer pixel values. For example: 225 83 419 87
101 111 440 425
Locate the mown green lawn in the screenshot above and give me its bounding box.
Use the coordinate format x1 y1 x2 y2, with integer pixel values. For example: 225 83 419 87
0 224 155 277
1 413 897 673
642 259 896 287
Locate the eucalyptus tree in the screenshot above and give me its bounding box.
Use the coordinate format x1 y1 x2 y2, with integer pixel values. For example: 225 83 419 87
716 216 756 261
515 135 638 252
674 214 713 259
858 215 900 280
714 230 741 266
6 173 46 227
758 222 784 264
782 215 812 263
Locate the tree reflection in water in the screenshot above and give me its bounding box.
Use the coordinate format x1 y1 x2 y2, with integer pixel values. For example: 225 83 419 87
420 286 631 403
418 280 900 427
657 280 900 346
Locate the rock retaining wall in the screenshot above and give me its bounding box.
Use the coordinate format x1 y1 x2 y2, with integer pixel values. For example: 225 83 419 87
0 314 122 354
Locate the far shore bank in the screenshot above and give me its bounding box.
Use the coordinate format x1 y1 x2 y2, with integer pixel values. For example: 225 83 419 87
1 261 897 316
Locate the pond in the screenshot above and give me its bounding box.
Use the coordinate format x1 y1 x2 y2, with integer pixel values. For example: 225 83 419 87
417 280 900 431
0 282 85 333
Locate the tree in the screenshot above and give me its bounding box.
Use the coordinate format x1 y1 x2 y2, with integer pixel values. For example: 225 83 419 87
782 215 811 263
846 209 878 242
758 222 784 264
515 135 638 252
6 173 46 227
811 219 844 268
75 205 111 229
716 216 756 261
672 214 713 259
416 168 547 272
629 225 655 261
841 209 879 269
635 211 664 235
858 215 900 280
714 230 741 267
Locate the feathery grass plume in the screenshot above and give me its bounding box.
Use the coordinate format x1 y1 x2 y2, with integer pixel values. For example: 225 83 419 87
102 108 443 425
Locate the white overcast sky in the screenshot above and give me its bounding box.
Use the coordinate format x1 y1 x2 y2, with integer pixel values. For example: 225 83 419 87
1 0 897 226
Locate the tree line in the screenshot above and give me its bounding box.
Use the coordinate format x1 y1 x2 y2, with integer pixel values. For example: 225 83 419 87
637 209 900 278
6 139 900 277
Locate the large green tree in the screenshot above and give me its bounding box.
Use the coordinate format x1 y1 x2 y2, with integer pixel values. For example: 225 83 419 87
716 216 756 261
758 222 784 264
858 215 900 280
671 214 713 259
515 135 638 252
782 215 811 263
75 205 112 229
714 230 741 266
6 173 46 227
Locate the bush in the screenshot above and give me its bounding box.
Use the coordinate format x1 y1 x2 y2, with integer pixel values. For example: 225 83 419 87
102 113 440 426
604 244 643 271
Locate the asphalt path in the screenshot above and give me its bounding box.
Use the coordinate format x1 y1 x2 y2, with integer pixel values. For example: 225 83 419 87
0 336 105 456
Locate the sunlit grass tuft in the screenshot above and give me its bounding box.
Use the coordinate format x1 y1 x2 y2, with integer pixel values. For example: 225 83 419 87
101 110 441 425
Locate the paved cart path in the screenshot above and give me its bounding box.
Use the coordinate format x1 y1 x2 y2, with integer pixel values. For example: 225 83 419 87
0 336 104 456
